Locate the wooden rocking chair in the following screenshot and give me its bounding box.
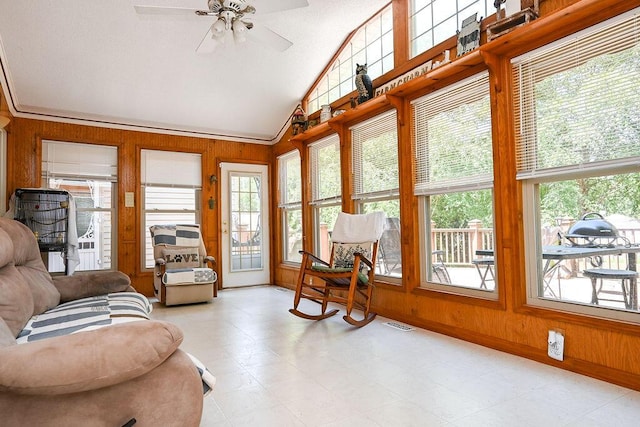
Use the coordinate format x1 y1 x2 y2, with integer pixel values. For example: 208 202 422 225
289 212 386 327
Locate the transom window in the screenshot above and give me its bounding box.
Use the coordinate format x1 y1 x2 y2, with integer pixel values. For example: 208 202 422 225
410 0 493 58
307 5 394 115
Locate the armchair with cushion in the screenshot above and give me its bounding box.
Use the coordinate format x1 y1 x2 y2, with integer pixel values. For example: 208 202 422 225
0 217 214 426
150 224 217 306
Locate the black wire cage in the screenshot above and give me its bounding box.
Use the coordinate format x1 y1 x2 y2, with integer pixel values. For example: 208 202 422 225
14 188 70 253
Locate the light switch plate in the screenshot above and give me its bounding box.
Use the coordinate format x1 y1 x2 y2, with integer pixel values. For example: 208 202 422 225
125 192 135 208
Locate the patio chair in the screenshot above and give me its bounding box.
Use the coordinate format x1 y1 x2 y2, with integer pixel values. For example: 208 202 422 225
583 268 638 310
289 211 386 327
378 217 402 274
149 224 217 306
432 250 451 284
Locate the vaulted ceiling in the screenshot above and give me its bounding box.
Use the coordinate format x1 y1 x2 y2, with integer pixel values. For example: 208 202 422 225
0 0 390 144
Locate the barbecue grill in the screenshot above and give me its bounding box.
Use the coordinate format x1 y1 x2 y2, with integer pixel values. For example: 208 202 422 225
564 212 619 248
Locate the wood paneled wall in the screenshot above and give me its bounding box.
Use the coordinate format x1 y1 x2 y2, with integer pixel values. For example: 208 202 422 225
2 0 640 393
3 117 271 296
272 0 640 391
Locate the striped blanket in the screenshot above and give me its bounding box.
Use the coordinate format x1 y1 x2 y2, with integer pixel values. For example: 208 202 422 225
15 292 216 396
150 224 201 248
17 293 151 343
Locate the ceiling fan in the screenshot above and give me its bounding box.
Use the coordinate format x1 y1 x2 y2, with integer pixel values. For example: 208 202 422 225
134 0 309 53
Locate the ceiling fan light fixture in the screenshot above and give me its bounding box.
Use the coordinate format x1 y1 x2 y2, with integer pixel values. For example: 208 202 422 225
232 19 248 43
211 17 227 38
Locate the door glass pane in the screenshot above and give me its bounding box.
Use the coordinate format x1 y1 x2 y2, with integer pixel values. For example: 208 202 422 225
230 173 263 271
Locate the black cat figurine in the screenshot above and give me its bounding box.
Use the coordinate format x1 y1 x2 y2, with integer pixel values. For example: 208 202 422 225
354 63 373 104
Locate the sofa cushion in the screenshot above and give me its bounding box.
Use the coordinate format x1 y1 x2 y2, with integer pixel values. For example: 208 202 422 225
0 319 17 347
0 219 60 315
0 264 35 337
0 320 184 395
0 228 13 268
52 271 132 303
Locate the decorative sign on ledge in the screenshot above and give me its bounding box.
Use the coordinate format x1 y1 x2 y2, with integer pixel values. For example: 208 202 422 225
290 49 488 143
374 50 451 97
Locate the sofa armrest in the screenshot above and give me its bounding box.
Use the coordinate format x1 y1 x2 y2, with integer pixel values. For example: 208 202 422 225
0 320 183 395
204 255 216 268
52 271 133 303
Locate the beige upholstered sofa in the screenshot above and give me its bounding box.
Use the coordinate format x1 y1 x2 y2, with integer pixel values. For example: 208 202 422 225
0 217 214 426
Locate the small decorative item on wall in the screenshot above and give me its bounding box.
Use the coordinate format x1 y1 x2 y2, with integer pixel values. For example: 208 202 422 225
354 63 373 104
487 0 539 41
291 104 308 135
332 109 346 117
320 104 332 122
457 13 481 57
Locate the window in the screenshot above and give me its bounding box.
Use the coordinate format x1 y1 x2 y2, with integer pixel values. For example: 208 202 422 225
309 135 342 259
307 5 394 115
141 150 202 269
514 10 640 321
412 71 496 295
41 141 117 272
410 0 493 58
351 110 401 278
278 151 303 263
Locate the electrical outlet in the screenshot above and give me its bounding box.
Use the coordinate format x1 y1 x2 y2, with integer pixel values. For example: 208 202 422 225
548 329 564 361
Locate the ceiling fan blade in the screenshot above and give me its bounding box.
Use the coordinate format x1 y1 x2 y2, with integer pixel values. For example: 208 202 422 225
196 28 221 54
248 25 293 52
134 5 198 15
253 0 309 15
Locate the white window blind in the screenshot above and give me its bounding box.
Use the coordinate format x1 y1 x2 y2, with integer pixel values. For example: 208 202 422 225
513 11 640 179
278 150 302 208
141 150 201 187
309 134 341 205
42 141 117 181
351 110 399 200
412 71 492 195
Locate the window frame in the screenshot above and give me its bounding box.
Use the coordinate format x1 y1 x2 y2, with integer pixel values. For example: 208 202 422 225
513 9 640 322
140 149 202 270
278 150 303 265
308 134 342 257
412 71 497 298
351 109 402 280
41 140 118 272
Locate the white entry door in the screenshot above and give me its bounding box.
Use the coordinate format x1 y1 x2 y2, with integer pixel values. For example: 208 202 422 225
220 163 270 287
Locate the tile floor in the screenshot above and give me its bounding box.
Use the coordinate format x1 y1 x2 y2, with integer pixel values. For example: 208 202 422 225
150 286 640 426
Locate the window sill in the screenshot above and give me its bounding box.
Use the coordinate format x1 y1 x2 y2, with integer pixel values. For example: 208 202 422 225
413 285 505 310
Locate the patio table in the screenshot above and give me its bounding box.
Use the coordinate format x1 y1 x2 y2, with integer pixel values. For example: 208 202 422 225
476 245 640 309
